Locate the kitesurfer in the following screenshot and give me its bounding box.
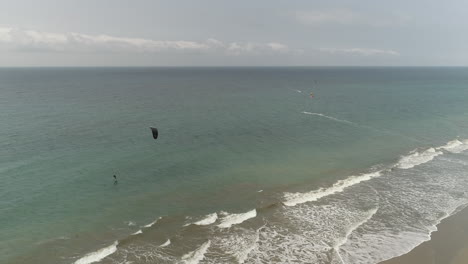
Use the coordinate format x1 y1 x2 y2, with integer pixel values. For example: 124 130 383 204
150 127 158 140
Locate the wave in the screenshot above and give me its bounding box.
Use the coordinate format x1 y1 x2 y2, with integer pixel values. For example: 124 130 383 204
302 112 354 125
73 241 118 264
438 139 468 153
69 138 468 264
160 239 171 247
180 240 211 264
396 148 443 169
217 210 257 228
187 213 218 226
131 230 142 235
284 140 465 207
283 171 381 206
143 217 161 228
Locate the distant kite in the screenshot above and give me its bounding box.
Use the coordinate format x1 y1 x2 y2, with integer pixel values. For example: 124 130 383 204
150 127 158 139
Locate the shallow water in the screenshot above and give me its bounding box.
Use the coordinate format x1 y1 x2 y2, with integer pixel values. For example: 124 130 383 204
1 67 468 263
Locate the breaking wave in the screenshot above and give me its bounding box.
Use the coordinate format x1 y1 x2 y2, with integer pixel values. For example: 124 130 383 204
438 139 468 153
73 241 118 264
187 213 218 226
284 171 381 206
143 217 161 228
69 138 468 264
181 240 211 264
217 210 257 228
160 239 171 247
396 148 443 169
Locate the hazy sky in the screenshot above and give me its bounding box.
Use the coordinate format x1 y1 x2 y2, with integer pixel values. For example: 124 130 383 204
0 0 467 66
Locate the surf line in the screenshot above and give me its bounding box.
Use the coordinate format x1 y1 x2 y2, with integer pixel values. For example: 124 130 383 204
301 112 423 144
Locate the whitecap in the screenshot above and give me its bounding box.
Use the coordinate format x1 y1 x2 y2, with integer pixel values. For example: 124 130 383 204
131 230 142 235
193 213 218 226
180 240 211 264
73 241 118 264
396 148 443 169
217 210 257 228
438 139 468 153
160 239 171 247
283 171 381 206
143 217 161 228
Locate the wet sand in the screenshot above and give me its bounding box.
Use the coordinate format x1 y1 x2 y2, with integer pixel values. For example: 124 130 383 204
380 205 468 264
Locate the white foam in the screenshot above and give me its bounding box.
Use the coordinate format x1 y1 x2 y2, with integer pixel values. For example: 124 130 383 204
217 210 257 228
234 226 262 263
126 221 136 226
73 241 118 264
397 148 443 169
257 190 263 192
334 207 378 262
283 171 381 206
193 213 218 226
143 217 161 228
438 139 468 153
302 112 354 125
160 239 171 247
131 230 142 235
181 240 211 264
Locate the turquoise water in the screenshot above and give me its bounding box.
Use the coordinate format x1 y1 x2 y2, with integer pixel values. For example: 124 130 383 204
1 67 468 263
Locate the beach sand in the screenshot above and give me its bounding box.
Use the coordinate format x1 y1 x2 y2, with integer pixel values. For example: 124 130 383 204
380 205 468 264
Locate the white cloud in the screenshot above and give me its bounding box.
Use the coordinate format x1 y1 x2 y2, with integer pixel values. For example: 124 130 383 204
0 27 293 55
319 48 400 56
296 9 412 27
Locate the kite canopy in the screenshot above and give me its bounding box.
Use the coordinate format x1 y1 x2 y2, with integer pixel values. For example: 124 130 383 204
150 127 158 139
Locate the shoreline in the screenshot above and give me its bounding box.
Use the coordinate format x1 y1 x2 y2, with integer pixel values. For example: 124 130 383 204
380 204 468 264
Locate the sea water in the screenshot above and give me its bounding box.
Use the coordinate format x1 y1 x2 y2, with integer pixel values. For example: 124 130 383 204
1 67 468 263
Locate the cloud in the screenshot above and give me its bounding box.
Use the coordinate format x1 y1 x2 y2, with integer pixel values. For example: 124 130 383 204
319 48 400 56
0 27 294 55
296 9 412 27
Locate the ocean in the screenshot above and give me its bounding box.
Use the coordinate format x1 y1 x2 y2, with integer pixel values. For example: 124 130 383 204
1 67 468 264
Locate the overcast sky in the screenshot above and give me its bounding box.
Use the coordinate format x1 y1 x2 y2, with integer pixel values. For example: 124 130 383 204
0 0 467 66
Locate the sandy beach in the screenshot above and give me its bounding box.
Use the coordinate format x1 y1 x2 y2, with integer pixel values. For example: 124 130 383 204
381 205 468 264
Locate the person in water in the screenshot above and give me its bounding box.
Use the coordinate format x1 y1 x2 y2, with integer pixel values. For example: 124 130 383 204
113 175 118 185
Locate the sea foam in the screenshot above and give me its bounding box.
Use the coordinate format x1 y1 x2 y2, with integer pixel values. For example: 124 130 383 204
333 207 379 262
